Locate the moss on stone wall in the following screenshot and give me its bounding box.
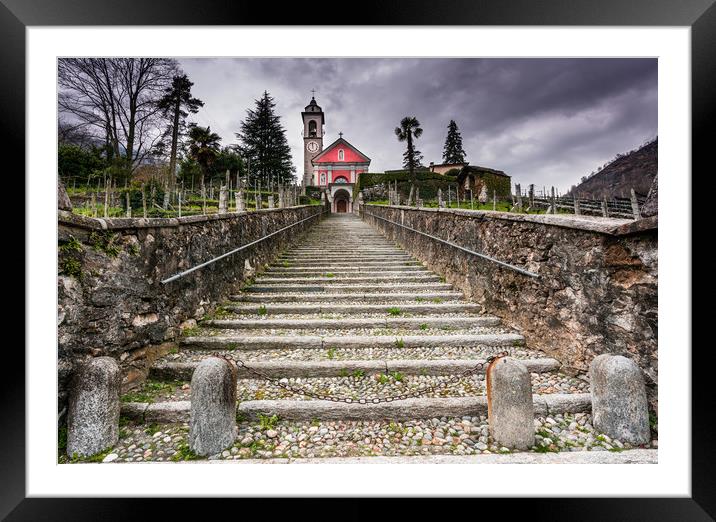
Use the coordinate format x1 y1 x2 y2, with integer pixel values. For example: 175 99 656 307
358 171 459 201
461 171 512 201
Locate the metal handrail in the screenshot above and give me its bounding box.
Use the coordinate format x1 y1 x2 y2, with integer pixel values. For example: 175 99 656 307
363 208 539 279
161 209 325 284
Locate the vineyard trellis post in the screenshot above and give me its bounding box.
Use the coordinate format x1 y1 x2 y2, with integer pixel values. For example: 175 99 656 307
630 188 641 220
142 184 147 218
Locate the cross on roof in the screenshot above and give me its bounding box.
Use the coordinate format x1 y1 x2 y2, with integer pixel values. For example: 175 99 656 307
311 89 316 97
339 132 343 138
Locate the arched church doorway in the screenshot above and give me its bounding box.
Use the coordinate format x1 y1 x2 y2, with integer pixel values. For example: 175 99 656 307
333 188 351 213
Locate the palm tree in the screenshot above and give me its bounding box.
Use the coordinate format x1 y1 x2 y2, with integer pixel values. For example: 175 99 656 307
187 124 221 187
395 116 423 205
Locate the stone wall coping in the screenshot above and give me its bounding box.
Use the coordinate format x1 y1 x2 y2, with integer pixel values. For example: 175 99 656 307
363 204 657 237
58 206 319 231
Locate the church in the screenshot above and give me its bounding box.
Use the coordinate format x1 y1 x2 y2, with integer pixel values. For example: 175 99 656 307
302 96 371 213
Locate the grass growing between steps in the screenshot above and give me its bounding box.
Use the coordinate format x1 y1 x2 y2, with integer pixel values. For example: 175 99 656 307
171 440 201 462
121 379 184 403
258 413 280 430
203 305 232 320
375 371 405 384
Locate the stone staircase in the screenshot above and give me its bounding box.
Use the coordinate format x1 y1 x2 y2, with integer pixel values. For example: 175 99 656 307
113 214 643 462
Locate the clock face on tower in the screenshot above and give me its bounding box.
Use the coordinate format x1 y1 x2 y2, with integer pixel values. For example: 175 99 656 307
306 141 319 153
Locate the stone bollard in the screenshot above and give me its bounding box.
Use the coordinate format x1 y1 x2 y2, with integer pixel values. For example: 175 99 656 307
66 357 121 458
236 190 245 212
188 357 238 456
268 194 275 209
486 356 535 449
590 354 650 445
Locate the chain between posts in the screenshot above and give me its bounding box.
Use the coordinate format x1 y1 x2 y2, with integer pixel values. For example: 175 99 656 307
231 351 509 404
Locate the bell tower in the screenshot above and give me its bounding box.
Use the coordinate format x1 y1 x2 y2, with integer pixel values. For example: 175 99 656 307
302 94 325 187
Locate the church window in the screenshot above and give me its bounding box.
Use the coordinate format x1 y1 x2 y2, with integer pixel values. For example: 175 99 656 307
320 172 326 185
338 149 344 161
334 176 348 183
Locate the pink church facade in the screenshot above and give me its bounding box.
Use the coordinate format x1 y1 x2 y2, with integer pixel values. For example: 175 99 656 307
311 137 371 213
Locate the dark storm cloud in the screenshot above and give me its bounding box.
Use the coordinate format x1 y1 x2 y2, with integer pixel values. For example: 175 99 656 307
179 58 657 191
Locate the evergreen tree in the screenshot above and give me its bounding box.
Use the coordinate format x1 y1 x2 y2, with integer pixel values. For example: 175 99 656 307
208 146 244 183
402 147 424 171
186 124 221 187
395 116 424 178
442 120 467 164
237 91 295 187
157 75 204 192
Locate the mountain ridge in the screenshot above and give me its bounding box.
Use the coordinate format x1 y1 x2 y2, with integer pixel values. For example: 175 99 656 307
568 139 657 199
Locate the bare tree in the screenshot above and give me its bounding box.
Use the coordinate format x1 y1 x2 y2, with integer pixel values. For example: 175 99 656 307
58 58 179 178
58 117 100 148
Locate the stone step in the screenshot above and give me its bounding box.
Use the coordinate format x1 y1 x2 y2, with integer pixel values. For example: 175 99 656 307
202 316 501 330
229 292 463 303
262 261 432 274
263 269 429 277
150 358 561 380
180 333 525 351
223 303 482 315
162 344 543 363
273 260 421 268
279 254 412 261
254 275 441 284
246 283 453 294
290 248 402 253
121 393 591 423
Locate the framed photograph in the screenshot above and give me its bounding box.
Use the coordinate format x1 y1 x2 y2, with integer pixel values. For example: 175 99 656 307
7 0 711 518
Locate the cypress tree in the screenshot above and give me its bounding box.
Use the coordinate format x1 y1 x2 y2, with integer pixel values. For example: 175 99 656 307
237 91 295 187
442 120 467 164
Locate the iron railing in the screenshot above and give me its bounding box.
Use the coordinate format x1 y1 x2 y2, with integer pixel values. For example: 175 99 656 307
362 208 539 279
161 209 325 284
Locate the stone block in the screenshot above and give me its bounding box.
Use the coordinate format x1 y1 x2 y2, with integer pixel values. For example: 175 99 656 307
67 356 121 457
590 354 650 445
487 356 535 449
188 357 238 456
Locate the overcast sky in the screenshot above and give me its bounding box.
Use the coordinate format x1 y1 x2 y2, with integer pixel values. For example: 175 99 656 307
179 58 657 192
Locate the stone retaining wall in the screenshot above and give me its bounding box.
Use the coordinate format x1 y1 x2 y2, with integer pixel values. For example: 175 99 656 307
361 205 658 411
58 206 323 409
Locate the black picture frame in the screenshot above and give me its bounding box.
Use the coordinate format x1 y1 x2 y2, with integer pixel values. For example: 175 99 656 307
5 0 710 519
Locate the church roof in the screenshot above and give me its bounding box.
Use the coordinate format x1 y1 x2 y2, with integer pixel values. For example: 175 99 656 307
312 136 371 165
